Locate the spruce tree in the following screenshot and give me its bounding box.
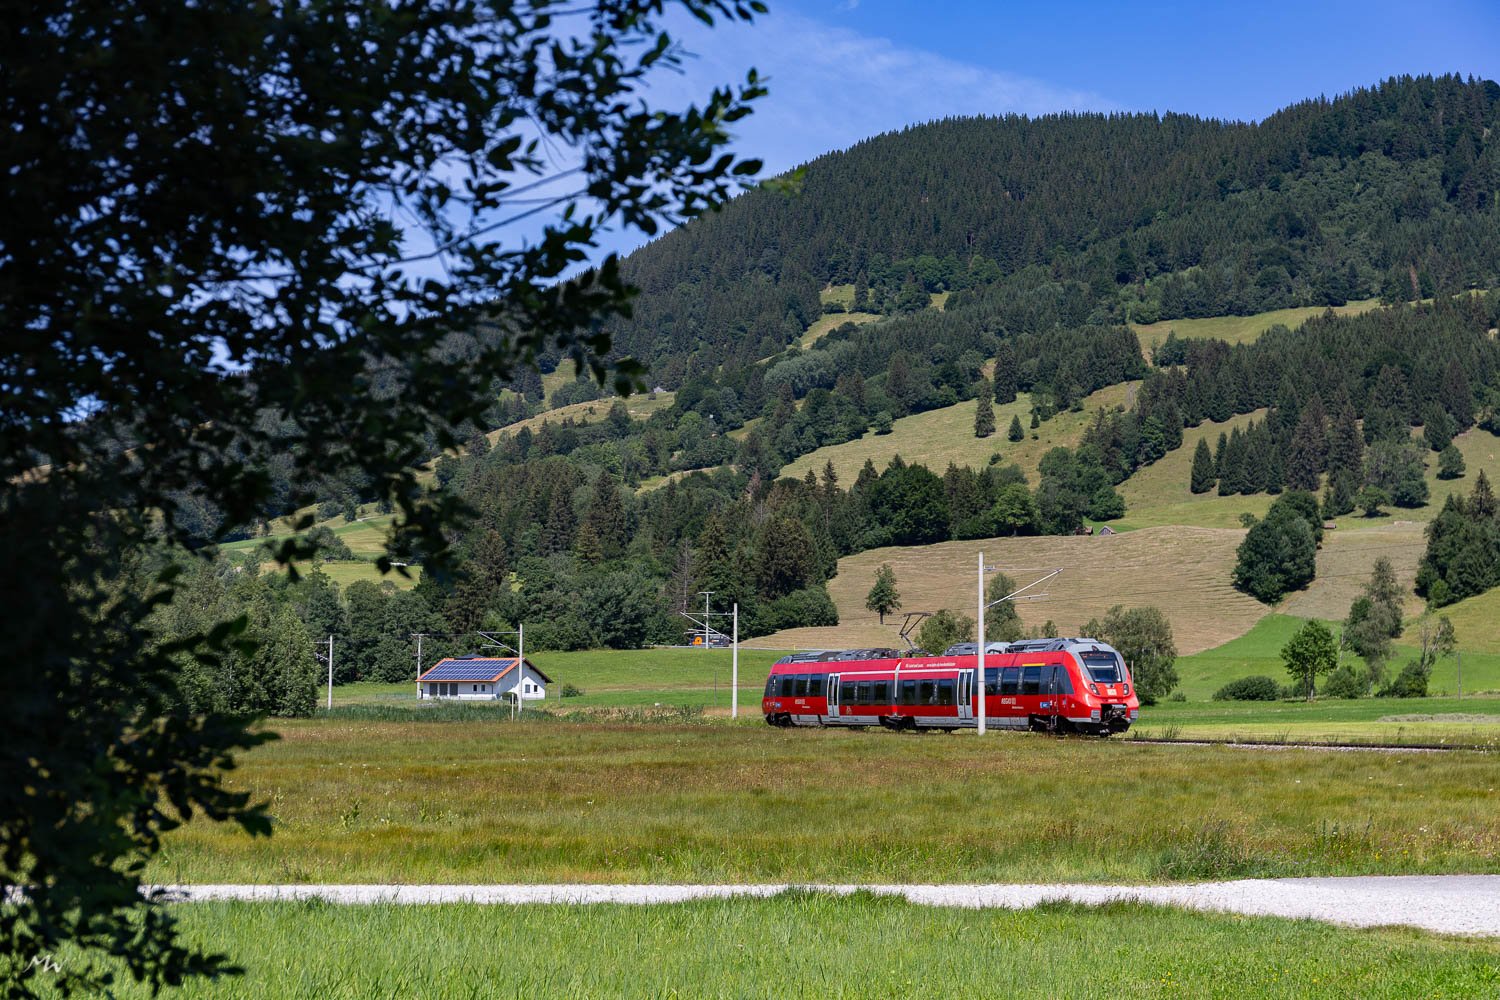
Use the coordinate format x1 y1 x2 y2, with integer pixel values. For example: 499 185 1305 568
1437 444 1466 480
1327 403 1365 480
973 379 995 438
1189 438 1216 494
1008 414 1025 441
993 344 1019 404
1286 406 1326 492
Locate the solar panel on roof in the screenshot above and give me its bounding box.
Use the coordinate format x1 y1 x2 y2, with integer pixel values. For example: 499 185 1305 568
420 658 516 681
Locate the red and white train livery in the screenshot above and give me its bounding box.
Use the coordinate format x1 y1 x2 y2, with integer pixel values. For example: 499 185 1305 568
761 638 1140 735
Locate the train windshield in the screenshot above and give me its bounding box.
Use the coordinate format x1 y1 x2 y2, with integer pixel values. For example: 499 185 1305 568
1080 651 1125 684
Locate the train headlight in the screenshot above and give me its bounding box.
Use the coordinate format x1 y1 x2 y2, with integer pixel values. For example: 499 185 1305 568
1122 684 1130 696
1088 683 1099 696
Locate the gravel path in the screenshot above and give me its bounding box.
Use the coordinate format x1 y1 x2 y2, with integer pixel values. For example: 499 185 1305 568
161 876 1500 936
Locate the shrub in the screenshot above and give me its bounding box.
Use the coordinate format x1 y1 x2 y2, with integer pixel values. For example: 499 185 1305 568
1211 675 1281 701
1377 660 1429 698
560 682 584 698
764 585 839 631
1167 691 1187 703
1321 664 1366 699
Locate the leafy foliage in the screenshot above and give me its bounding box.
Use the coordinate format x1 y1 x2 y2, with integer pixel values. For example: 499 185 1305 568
1280 620 1339 701
1211 675 1282 701
0 1 767 993
1079 606 1179 704
1233 492 1321 602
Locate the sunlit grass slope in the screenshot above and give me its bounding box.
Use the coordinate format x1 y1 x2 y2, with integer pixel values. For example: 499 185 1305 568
79 896 1500 999
1174 614 1500 699
1130 298 1381 351
758 525 1264 656
780 382 1137 486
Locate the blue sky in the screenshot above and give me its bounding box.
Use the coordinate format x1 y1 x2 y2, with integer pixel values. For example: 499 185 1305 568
666 0 1500 177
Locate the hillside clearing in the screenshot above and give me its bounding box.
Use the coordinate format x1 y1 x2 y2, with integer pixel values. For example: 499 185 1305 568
797 310 881 349
1130 298 1381 351
1116 409 1272 530
755 525 1265 655
485 391 676 446
780 382 1137 486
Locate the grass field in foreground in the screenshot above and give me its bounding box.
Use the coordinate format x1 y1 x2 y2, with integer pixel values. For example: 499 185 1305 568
148 719 1499 885
49 897 1500 999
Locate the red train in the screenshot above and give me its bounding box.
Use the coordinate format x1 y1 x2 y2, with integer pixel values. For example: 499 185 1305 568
761 638 1140 735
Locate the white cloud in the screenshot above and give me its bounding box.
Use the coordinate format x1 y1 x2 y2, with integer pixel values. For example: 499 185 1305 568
653 8 1117 177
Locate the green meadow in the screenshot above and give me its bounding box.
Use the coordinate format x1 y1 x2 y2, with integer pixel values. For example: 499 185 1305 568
37 896 1500 999
149 715 1500 886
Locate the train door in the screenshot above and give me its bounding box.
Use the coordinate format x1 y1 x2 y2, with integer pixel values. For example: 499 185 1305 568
956 670 973 723
826 673 841 721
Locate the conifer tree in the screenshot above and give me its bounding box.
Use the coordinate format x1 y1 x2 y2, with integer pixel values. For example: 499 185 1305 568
1008 414 1025 441
992 344 1019 404
1189 439 1216 494
1286 405 1327 492
1437 445 1466 480
1327 403 1365 480
973 378 995 438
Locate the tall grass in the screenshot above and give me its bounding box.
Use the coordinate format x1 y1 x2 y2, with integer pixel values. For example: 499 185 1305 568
149 720 1500 886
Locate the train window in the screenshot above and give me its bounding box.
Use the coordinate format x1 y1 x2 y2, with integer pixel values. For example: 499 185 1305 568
765 675 777 698
983 668 1000 695
1048 665 1075 695
900 679 918 705
809 675 825 697
937 679 955 706
873 680 890 703
779 675 795 697
1080 651 1124 684
1000 668 1020 695
794 675 809 697
840 681 857 704
1021 666 1041 695
918 679 937 705
857 681 873 705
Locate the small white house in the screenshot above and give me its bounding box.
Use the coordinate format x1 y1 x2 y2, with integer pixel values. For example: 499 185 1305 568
417 655 551 702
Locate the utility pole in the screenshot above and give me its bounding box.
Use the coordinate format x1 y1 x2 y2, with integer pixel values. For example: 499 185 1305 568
477 625 527 719
732 603 739 720
977 553 986 735
1457 650 1462 699
976 561 1064 735
412 633 427 700
680 592 731 709
315 635 335 711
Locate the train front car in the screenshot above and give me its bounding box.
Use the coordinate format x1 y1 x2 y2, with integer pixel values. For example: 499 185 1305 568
1069 639 1141 734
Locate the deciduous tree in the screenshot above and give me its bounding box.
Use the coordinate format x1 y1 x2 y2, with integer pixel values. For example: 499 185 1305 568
0 1 767 992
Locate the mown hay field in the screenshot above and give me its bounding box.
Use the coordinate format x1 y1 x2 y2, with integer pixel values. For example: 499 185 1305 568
57 895 1500 999
759 525 1265 655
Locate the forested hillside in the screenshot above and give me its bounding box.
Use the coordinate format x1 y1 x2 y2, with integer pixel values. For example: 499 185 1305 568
180 75 1500 701
605 74 1500 379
